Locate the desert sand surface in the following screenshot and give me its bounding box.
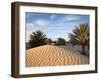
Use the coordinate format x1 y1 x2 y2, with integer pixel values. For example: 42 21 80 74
26 45 89 67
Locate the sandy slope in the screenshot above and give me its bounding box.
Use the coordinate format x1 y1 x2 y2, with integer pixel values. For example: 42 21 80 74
26 45 89 67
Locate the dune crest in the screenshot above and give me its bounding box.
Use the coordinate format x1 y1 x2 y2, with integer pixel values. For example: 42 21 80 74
26 45 89 67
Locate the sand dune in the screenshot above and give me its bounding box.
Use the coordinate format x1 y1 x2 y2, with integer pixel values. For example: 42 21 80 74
26 45 89 67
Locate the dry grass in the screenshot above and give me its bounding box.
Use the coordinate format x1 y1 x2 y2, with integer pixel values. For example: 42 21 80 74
26 45 89 67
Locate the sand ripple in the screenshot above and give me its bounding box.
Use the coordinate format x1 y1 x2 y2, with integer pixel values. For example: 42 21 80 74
26 45 89 67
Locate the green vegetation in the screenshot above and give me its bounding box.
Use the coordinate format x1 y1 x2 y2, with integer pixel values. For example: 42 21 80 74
46 38 53 45
56 38 66 45
29 30 67 48
69 23 89 56
29 30 47 48
28 23 89 56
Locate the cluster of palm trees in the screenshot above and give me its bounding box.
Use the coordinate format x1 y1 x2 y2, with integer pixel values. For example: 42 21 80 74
55 38 66 45
29 30 66 48
28 23 89 56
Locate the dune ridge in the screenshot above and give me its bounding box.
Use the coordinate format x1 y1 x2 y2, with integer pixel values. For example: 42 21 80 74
26 45 89 67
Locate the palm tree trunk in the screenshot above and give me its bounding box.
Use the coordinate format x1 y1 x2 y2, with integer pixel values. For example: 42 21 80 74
72 44 74 48
82 45 86 55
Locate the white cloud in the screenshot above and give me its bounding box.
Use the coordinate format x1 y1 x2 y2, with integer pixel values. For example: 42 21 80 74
26 23 34 42
25 31 31 42
26 23 34 31
26 23 42 42
50 14 56 20
63 15 80 22
34 19 50 27
26 19 49 42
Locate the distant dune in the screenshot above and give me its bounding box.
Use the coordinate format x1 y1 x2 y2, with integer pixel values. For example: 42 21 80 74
26 45 89 67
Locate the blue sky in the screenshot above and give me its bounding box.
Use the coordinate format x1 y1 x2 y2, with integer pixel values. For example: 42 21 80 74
25 12 89 42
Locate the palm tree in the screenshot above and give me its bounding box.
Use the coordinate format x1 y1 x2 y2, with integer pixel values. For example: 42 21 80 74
46 38 52 45
69 34 79 47
56 38 66 45
69 23 89 55
29 30 47 48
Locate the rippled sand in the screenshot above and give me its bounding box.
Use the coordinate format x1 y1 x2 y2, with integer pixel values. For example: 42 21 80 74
26 45 89 67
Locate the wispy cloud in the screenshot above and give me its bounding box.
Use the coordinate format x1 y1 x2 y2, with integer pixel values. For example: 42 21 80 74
26 23 34 31
34 19 50 27
50 14 56 20
62 15 80 22
26 23 35 42
26 19 50 42
25 13 89 42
